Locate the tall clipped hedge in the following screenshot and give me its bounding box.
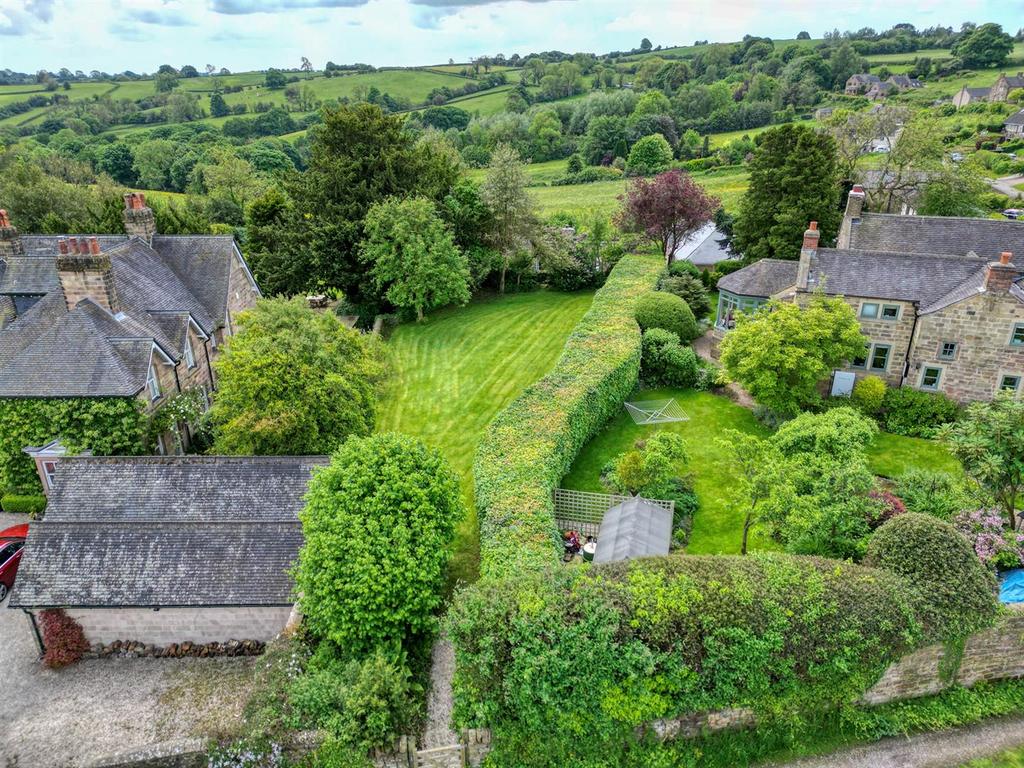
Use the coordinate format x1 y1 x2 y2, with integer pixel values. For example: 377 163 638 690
0 397 147 493
473 252 663 578
447 554 925 765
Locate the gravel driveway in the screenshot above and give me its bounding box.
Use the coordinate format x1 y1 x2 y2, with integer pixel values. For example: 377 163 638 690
0 592 255 767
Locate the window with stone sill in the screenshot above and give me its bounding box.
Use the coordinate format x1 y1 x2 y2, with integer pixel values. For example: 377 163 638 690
860 302 880 319
870 344 891 371
1012 324 1024 346
1000 375 1022 395
881 304 900 321
146 364 161 401
921 366 942 390
939 341 958 360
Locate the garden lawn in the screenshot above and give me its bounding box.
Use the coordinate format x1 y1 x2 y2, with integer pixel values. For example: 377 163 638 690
377 289 595 584
561 387 960 555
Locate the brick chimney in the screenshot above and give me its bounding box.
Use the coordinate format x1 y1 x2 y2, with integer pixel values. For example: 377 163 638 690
797 221 819 290
56 236 120 313
0 209 24 261
122 192 156 244
985 252 1019 293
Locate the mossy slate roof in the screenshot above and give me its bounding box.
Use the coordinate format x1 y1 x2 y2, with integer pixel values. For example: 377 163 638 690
10 456 329 609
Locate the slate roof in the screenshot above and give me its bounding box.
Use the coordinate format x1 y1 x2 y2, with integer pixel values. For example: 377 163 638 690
0 233 257 398
10 456 329 608
847 213 1024 260
1001 73 1024 89
889 75 922 89
594 497 673 564
716 259 798 298
960 87 990 100
807 248 989 306
1006 109 1024 127
671 223 735 267
848 74 881 84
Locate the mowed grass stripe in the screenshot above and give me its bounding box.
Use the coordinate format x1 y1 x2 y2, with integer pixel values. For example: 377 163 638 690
376 290 595 585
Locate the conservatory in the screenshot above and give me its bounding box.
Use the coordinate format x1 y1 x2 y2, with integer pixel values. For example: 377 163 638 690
714 291 768 331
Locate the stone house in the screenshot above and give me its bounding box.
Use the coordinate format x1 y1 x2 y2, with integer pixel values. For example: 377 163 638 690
0 194 261 473
9 455 328 649
845 74 881 96
1006 108 1024 138
866 81 896 101
713 186 1024 403
953 73 1024 108
887 74 923 91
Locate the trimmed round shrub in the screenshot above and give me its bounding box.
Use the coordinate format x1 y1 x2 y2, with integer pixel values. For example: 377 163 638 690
865 513 997 642
657 273 712 320
851 375 886 415
625 133 674 175
635 291 699 342
641 328 699 387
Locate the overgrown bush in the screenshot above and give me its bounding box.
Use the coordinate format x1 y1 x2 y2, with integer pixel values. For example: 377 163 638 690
288 647 417 752
880 387 960 438
473 252 663 578
39 609 90 669
657 273 712 319
640 328 699 387
895 469 970 520
865 514 997 642
635 291 699 342
851 375 886 415
448 554 922 761
0 493 46 516
295 433 461 656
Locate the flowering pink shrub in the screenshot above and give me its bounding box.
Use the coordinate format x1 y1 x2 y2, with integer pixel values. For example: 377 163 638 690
954 509 1024 570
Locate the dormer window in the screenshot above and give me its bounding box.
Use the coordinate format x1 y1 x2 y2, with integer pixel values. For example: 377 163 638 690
184 335 196 370
147 363 161 401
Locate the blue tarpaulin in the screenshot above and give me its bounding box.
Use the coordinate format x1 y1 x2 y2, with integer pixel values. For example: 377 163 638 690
999 569 1024 603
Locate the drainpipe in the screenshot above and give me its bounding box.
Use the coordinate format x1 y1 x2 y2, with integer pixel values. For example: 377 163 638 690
901 304 921 387
203 339 215 391
23 609 44 656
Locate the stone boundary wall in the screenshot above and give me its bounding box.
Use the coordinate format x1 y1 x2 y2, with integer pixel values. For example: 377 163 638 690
373 729 492 768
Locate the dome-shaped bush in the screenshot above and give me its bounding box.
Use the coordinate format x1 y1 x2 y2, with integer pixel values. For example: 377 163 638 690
635 291 699 342
865 513 997 641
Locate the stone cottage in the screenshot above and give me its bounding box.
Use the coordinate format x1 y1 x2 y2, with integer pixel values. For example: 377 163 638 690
845 74 881 96
953 72 1024 108
713 186 1024 403
1006 108 1024 138
9 455 328 650
0 194 261 474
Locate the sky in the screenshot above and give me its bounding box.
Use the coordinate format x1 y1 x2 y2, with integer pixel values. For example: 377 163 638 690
0 0 1022 75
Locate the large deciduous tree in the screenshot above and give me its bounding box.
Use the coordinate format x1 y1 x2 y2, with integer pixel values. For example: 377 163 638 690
719 295 867 416
360 196 470 321
615 169 718 265
480 144 536 294
295 433 461 655
210 298 385 455
952 23 1014 68
279 104 459 305
732 124 840 261
939 393 1024 530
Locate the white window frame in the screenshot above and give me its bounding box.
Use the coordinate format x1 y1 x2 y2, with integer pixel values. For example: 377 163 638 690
859 302 880 319
147 363 161 401
41 460 58 491
184 334 196 370
920 365 943 391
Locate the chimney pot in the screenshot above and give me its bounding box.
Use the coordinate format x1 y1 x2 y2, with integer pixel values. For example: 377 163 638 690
68 236 79 254
58 238 69 255
0 209 9 227
1001 251 1013 265
89 237 100 255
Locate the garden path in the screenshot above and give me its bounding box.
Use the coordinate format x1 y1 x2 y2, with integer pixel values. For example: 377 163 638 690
422 634 458 749
767 714 1024 768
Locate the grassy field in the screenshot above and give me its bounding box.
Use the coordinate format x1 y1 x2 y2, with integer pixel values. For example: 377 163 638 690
376 289 595 584
962 747 1024 768
529 166 749 220
561 387 960 555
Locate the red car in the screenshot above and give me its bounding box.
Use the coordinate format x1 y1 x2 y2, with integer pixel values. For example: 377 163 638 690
0 523 28 602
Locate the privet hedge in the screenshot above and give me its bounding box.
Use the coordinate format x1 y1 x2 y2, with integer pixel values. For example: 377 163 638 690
473 251 664 578
0 397 147 493
448 554 929 765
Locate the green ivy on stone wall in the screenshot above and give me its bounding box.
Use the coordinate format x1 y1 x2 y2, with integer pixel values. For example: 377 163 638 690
0 397 148 493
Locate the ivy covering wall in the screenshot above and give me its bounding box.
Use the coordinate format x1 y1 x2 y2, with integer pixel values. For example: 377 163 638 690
0 397 148 493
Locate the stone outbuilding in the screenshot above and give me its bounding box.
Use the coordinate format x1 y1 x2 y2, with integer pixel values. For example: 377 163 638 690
9 455 328 651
